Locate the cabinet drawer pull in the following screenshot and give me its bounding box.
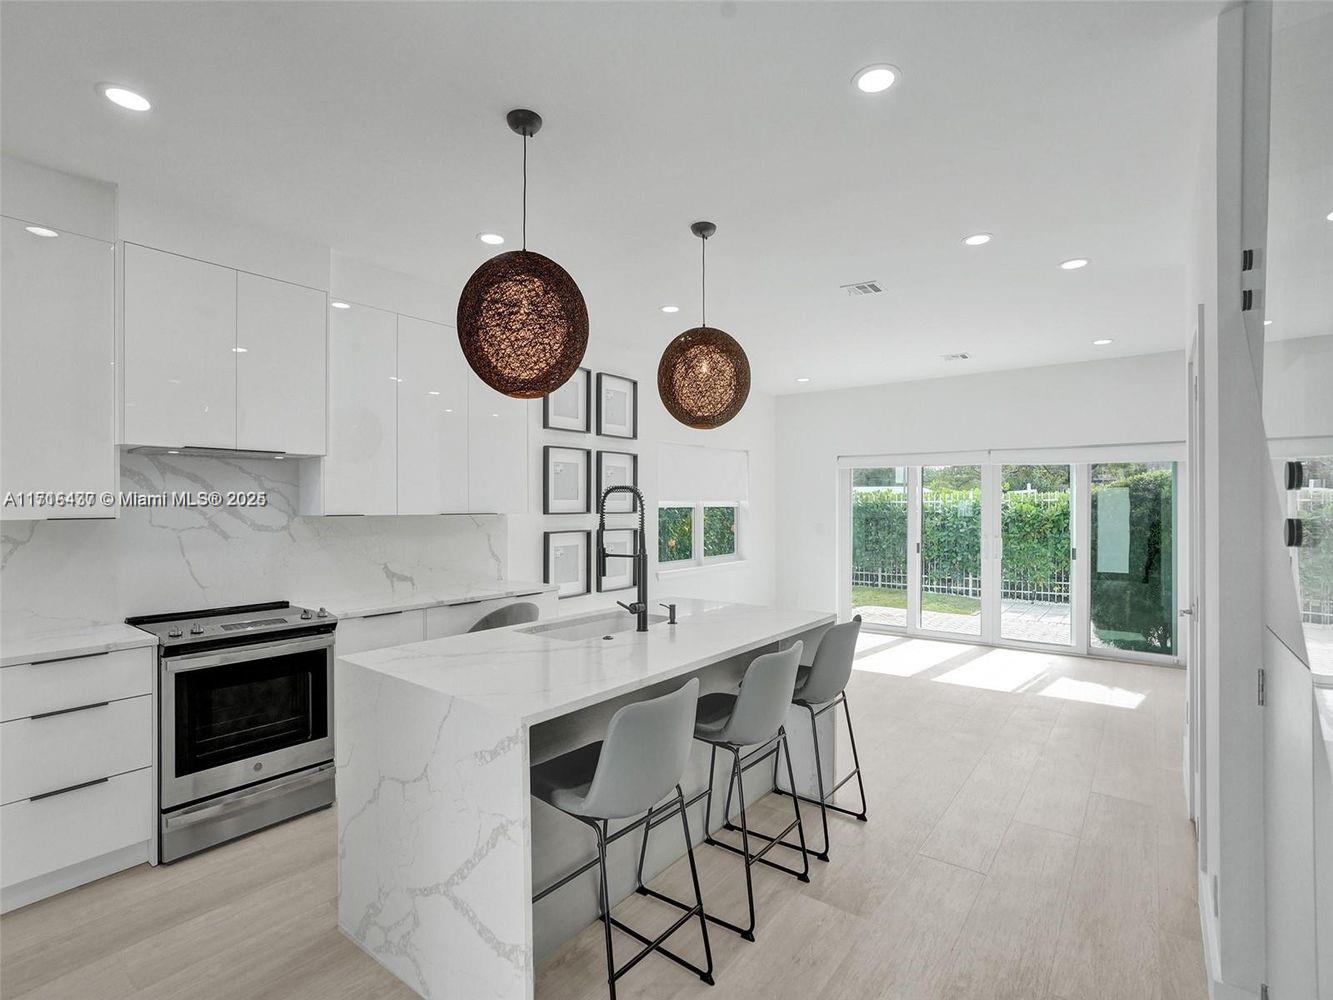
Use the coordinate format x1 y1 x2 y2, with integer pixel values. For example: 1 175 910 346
28 650 111 667
361 610 405 619
30 701 110 721
30 776 110 803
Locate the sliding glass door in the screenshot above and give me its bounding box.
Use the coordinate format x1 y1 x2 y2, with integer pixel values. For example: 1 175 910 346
919 466 983 636
849 467 909 629
845 458 1179 662
999 465 1073 645
1088 462 1177 656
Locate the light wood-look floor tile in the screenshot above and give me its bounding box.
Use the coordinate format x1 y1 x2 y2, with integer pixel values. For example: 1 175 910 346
1 640 1207 1000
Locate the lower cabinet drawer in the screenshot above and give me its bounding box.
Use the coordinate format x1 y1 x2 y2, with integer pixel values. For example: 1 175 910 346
1 646 154 722
0 695 153 805
334 610 425 655
0 767 152 888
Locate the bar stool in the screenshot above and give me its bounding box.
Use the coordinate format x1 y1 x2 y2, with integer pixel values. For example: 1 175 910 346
772 615 868 862
655 643 810 942
531 678 713 999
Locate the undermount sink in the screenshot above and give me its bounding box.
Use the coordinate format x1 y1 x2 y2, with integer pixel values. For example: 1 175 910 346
519 611 668 642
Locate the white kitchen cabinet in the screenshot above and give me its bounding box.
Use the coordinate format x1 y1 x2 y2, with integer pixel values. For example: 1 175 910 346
334 610 426 655
0 216 116 518
122 243 237 449
467 379 529 514
236 272 327 456
316 302 398 515
397 316 469 514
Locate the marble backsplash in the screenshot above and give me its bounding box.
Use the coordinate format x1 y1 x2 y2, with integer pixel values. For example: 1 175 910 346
1 453 507 635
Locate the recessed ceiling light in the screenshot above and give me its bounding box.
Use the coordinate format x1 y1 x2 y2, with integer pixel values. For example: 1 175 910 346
477 233 505 246
232 347 248 353
962 233 992 246
795 377 812 383
24 225 58 238
167 450 179 455
98 84 151 112
660 305 680 314
1264 319 1273 326
444 408 454 413
853 64 900 94
1059 258 1090 270
1093 338 1113 345
428 390 441 396
1326 210 1333 222
330 300 351 310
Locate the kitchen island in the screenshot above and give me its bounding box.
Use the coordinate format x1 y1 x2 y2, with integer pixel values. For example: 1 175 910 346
335 599 835 1000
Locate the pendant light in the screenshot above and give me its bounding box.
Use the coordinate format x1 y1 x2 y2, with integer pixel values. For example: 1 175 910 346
657 222 751 429
457 109 589 399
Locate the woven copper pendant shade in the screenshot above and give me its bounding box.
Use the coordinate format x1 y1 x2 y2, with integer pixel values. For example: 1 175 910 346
457 109 588 399
457 249 588 398
657 221 750 429
657 326 750 429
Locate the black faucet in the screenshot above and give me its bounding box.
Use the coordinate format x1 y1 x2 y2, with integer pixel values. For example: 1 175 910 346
597 485 649 632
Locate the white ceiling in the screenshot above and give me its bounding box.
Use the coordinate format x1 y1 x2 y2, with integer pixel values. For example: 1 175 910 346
1 1 1219 394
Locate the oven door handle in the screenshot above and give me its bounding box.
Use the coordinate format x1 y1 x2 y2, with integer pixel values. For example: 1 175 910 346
162 763 335 830
163 634 333 673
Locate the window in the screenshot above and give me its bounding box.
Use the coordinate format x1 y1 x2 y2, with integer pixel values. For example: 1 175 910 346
658 503 742 569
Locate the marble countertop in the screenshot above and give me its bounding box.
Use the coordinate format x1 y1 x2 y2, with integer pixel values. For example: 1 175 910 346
337 598 835 725
300 579 555 620
1 620 158 667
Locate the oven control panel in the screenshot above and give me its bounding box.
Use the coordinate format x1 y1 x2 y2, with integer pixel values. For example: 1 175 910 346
127 602 336 650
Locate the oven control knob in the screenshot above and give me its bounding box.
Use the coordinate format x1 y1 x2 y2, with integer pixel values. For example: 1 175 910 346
189 623 204 635
300 609 313 620
168 627 183 639
316 607 329 618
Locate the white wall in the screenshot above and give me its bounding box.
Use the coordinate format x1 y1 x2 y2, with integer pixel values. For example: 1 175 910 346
774 351 1186 613
1264 334 1333 449
507 339 778 615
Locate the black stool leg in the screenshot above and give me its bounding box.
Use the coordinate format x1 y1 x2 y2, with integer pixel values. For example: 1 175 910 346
804 702 832 861
778 727 812 881
730 748 758 941
843 693 870 822
593 819 617 1000
676 785 715 984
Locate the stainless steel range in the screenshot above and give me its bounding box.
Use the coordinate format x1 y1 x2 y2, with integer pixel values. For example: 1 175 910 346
127 602 337 863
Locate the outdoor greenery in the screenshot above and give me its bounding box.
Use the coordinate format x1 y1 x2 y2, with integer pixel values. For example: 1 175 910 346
851 464 1176 653
851 586 980 615
658 506 693 562
704 505 737 557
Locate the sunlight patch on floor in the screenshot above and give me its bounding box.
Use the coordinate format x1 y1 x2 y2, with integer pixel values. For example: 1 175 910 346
853 638 980 678
933 648 1055 692
1035 674 1147 709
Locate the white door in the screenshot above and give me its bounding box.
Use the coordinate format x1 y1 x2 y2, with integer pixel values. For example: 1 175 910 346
467 378 528 514
235 272 327 456
324 302 397 515
1186 321 1205 833
0 217 116 517
122 244 237 449
396 316 468 514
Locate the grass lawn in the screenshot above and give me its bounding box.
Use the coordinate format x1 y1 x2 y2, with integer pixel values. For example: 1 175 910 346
851 586 981 616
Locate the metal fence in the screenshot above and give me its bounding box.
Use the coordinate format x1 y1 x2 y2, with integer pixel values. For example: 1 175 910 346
851 566 1070 604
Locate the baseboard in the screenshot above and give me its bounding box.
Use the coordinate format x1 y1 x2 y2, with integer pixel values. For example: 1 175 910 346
1 841 150 913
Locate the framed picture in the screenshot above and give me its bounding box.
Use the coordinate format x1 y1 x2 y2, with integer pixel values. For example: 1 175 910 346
596 373 638 439
596 450 639 512
597 529 639 593
543 446 591 514
544 530 591 599
543 366 591 433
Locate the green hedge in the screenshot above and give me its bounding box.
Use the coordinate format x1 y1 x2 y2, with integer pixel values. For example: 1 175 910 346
1089 468 1174 653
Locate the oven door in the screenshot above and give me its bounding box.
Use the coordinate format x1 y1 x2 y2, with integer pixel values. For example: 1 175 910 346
160 633 334 810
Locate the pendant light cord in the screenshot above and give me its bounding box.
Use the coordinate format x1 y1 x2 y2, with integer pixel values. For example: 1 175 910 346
522 133 528 251
700 234 707 327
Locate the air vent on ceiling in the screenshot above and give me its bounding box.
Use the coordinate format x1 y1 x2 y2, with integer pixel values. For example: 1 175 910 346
841 280 883 296
941 352 971 362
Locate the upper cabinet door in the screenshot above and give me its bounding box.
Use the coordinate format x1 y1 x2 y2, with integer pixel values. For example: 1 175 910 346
396 317 468 514
122 244 237 449
1 217 116 518
324 303 397 515
236 273 327 456
467 378 529 514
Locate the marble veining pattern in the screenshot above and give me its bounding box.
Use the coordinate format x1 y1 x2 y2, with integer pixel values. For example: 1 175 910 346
1 453 510 637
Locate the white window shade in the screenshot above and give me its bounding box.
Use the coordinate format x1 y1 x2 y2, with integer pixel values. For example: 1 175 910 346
658 444 749 502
